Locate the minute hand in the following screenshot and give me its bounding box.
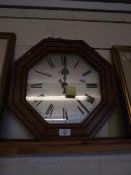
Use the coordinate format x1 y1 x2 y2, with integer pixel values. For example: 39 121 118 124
60 62 69 94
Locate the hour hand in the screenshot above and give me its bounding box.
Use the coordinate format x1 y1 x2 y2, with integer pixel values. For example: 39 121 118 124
58 78 68 87
58 78 67 94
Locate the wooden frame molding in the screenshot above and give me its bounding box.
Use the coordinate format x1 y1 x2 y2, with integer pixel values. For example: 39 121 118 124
112 46 131 132
0 32 16 116
0 138 131 155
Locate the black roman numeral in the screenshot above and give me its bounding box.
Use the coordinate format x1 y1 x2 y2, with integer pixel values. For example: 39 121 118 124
82 70 91 76
35 70 52 77
85 94 95 104
34 93 44 106
77 105 84 115
31 83 42 88
47 58 55 68
45 104 54 116
86 83 97 88
63 108 68 120
77 100 89 113
61 56 67 66
74 59 80 69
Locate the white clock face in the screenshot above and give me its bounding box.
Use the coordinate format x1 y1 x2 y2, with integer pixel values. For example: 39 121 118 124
26 52 102 124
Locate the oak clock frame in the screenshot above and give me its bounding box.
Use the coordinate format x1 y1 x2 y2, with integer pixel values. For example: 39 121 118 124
8 38 115 140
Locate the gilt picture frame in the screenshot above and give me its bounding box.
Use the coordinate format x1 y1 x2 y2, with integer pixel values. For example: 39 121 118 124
112 46 131 132
0 33 16 116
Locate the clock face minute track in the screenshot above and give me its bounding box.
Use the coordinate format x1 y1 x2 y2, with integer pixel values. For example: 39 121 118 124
26 52 101 124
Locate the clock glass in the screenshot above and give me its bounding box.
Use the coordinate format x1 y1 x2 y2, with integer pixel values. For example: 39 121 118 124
26 52 101 124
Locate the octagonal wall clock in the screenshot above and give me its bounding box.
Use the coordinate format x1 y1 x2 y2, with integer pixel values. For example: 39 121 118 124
9 38 115 140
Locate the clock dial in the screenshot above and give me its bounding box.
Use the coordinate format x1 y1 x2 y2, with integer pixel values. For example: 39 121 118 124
26 52 101 124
